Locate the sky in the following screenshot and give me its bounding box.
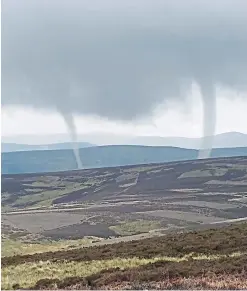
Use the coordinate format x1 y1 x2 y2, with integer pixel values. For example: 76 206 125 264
1 0 247 146
2 92 247 143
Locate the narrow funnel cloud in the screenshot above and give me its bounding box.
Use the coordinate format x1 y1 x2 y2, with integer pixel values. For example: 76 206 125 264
61 111 82 169
198 82 216 159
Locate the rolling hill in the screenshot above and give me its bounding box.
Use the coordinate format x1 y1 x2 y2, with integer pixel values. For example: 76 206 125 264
2 155 247 213
2 145 247 174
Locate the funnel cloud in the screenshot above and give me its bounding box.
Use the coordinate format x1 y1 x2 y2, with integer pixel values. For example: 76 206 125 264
2 0 247 162
61 111 82 169
198 82 217 159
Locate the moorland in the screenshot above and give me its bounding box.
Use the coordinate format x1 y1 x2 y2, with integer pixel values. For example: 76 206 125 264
1 156 247 289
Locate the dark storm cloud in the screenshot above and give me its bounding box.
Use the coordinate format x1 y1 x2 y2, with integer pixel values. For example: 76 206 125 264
2 0 247 160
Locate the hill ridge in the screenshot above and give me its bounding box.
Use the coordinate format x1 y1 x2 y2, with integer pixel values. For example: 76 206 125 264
2 145 247 175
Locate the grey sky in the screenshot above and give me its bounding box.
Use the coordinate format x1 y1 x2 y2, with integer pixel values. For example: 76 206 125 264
2 0 247 158
2 0 247 118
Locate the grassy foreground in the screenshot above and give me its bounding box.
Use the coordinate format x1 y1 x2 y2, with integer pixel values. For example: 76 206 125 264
1 222 247 290
1 237 98 257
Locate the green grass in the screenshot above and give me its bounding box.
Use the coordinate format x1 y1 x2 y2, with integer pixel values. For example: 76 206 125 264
2 257 157 289
9 183 89 208
1 237 97 257
122 165 163 173
24 188 43 193
109 220 161 236
178 168 228 179
1 205 14 212
4 176 108 210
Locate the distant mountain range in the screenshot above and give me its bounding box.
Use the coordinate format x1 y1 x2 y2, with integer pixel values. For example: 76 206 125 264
1 142 95 153
126 132 247 149
2 132 247 152
2 145 247 175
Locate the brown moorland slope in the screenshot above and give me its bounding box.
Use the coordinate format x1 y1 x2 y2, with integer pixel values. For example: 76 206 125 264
1 222 247 289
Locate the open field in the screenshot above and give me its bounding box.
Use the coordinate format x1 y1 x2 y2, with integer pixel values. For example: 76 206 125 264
2 222 247 289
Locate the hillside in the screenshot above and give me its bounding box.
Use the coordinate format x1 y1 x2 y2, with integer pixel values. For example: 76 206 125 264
2 145 247 174
2 156 247 289
2 223 247 289
2 155 247 222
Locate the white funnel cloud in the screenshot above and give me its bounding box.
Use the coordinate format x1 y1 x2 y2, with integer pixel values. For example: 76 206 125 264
198 82 216 159
61 111 82 169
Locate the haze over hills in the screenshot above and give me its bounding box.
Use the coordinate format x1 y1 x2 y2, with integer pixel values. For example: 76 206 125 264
128 132 247 149
1 142 95 153
2 132 247 152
